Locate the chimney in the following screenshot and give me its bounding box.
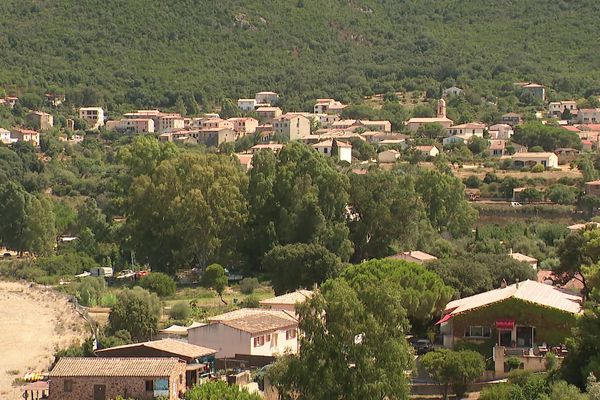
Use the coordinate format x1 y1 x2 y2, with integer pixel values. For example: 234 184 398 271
501 279 507 289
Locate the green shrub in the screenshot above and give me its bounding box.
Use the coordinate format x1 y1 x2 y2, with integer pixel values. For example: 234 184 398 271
99 292 118 307
76 277 106 306
242 295 260 308
531 164 545 173
169 301 191 320
239 277 259 294
139 272 176 297
506 356 522 371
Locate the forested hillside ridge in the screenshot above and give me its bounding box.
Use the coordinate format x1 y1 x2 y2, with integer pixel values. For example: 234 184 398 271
1 0 600 112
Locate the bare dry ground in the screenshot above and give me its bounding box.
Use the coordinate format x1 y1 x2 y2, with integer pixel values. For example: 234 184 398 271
0 281 88 399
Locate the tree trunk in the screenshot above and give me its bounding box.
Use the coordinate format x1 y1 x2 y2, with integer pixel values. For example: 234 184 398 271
219 293 227 305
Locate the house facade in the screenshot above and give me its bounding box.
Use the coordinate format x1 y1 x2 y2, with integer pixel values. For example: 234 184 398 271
228 117 259 135
48 357 186 400
95 339 216 388
511 152 558 168
158 115 185 133
414 145 440 157
446 123 485 138
578 108 600 124
256 107 283 123
488 124 514 140
10 128 40 146
106 118 155 133
27 111 54 131
187 309 299 359
313 98 346 114
438 280 582 378
355 120 392 133
500 113 522 127
312 139 352 163
548 101 577 118
0 128 16 145
237 99 257 112
79 107 105 129
255 91 279 106
273 114 311 141
519 83 545 101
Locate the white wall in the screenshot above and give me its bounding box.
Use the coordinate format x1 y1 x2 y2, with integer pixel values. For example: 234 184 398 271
339 147 352 163
250 328 298 356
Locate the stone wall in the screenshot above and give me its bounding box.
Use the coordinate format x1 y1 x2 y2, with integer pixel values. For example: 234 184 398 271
49 362 186 400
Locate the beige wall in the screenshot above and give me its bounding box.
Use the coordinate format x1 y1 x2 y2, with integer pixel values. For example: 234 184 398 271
188 323 298 359
493 346 561 379
275 116 310 141
49 365 185 400
189 324 251 358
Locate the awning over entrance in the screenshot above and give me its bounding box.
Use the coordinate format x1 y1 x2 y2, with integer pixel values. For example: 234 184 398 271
435 314 453 325
496 319 515 329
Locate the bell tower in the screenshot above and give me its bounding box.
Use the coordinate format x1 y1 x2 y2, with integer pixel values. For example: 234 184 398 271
437 98 447 118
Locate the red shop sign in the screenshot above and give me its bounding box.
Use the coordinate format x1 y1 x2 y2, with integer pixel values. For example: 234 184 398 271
496 319 515 329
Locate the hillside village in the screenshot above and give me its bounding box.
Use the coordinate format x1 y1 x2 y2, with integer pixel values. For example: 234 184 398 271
3 81 600 400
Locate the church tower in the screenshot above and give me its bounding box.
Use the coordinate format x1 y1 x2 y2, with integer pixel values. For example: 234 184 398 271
437 98 447 118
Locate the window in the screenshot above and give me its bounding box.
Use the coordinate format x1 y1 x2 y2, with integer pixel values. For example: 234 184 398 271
324 148 328 154
286 329 297 340
63 380 73 392
145 380 153 391
253 335 265 347
271 333 278 347
466 326 491 338
266 334 271 342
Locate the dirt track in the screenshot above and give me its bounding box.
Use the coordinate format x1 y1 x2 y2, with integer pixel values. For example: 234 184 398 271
0 281 87 399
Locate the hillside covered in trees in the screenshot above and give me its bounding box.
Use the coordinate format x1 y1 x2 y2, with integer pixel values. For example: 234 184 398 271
1 0 599 111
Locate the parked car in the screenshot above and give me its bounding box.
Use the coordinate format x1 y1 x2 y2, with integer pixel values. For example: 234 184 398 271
412 339 432 355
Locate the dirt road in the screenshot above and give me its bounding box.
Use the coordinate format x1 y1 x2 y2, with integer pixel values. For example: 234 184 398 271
0 281 87 399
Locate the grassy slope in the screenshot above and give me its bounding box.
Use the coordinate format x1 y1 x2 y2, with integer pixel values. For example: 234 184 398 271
0 0 599 107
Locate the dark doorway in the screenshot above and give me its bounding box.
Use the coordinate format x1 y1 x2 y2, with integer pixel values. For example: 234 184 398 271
93 384 106 400
516 326 534 347
499 330 512 347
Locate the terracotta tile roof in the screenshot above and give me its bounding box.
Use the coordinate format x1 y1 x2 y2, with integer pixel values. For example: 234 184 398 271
443 280 583 316
259 290 313 306
204 309 297 334
389 250 437 262
449 123 487 129
95 339 216 359
312 139 352 148
509 252 537 263
49 357 182 377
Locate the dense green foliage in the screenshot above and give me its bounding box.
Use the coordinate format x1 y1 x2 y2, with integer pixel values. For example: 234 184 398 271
341 258 453 326
269 277 413 400
2 1 600 111
263 243 342 295
429 254 537 297
139 272 177 297
185 381 261 400
201 263 228 304
108 287 161 341
420 349 485 400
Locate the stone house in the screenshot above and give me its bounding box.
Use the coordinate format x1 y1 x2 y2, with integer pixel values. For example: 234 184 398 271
48 357 186 400
26 111 54 131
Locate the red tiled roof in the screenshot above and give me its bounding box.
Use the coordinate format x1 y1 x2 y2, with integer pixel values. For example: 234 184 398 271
49 357 182 377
